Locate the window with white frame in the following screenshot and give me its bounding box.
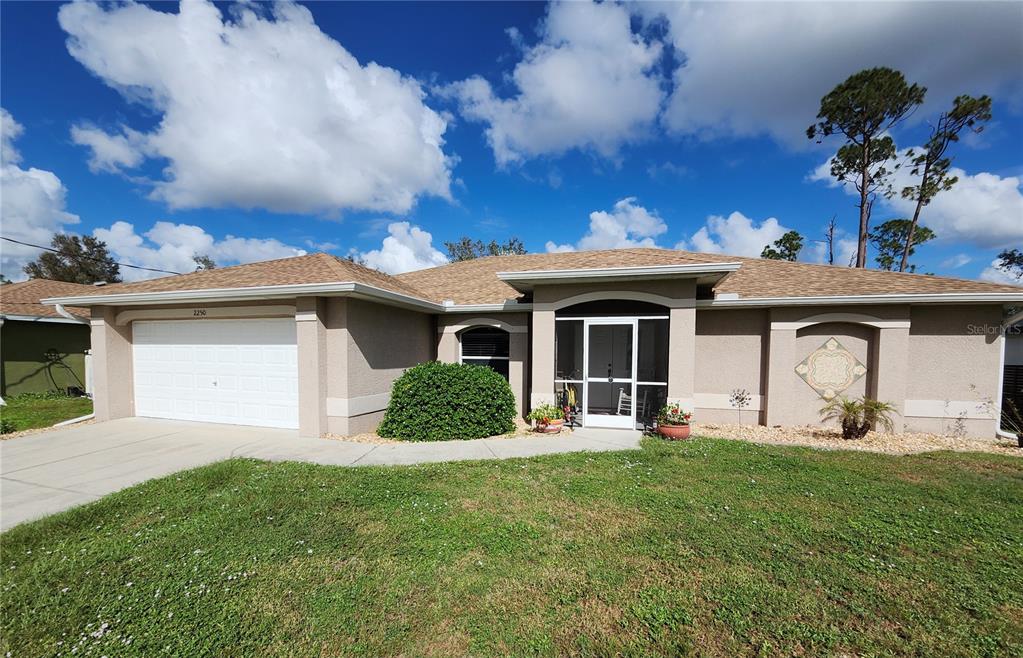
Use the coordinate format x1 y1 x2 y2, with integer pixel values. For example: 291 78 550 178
460 327 510 380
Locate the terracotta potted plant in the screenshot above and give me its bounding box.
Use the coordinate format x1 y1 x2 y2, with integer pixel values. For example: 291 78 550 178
528 404 565 433
657 403 692 440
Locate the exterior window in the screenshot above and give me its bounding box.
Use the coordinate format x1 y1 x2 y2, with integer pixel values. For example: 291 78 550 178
460 327 510 380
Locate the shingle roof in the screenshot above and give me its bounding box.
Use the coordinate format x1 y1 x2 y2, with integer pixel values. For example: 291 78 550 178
0 279 95 320
55 252 428 300
396 247 1022 304
42 248 1021 308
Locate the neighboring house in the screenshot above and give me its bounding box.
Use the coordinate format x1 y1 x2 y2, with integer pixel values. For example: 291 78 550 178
1004 323 1023 431
1 279 94 398
43 249 1023 438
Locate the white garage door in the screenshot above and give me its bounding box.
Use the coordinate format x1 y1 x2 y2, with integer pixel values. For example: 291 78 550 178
133 319 299 429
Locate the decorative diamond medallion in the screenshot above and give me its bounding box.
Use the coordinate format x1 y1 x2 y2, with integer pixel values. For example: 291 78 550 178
794 337 867 400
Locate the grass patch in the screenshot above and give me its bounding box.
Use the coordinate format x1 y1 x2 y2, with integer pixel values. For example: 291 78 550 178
2 438 1021 656
0 394 92 433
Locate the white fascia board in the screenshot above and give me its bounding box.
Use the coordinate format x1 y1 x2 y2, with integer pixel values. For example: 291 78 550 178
699 291 1023 308
497 262 741 284
43 281 536 315
0 313 88 325
442 302 533 313
44 281 445 313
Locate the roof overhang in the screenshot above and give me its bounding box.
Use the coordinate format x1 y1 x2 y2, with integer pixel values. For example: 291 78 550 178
44 281 447 314
0 313 89 325
700 291 1023 308
44 283 534 315
496 262 741 293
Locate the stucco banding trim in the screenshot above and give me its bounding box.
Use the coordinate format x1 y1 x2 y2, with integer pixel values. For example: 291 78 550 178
326 393 391 418
903 399 995 420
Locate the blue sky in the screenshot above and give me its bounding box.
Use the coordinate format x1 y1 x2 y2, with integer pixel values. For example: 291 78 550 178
2 0 1021 282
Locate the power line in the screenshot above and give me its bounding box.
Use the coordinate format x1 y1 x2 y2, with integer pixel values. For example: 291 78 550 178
1 236 182 276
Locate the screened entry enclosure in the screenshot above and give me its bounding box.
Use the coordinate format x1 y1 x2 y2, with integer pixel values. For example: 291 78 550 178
555 302 669 429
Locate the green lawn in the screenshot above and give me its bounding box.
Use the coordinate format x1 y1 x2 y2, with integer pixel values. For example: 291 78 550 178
0 394 92 433
2 438 1021 657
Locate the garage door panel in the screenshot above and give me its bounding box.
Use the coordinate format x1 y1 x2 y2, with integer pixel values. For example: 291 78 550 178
132 319 299 429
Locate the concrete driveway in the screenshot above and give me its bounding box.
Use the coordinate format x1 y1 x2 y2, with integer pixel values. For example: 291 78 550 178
1 417 641 531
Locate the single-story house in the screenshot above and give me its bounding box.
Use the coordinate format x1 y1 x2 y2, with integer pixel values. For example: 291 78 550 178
1 279 94 398
43 248 1023 439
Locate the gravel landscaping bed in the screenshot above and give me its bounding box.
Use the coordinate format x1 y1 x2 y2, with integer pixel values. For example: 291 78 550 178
326 417 548 444
0 419 95 441
694 422 1022 456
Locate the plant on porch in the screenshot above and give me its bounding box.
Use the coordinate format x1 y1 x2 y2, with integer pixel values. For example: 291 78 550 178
527 404 564 433
656 403 693 440
819 396 897 440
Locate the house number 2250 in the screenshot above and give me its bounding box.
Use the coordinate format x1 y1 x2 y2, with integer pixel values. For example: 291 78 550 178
192 309 207 317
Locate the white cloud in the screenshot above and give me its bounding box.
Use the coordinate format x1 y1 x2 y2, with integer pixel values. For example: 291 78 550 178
358 221 448 274
305 239 339 252
1 108 24 165
809 150 1023 249
942 253 973 269
58 0 451 214
1 109 81 280
980 259 1022 286
92 220 307 282
448 0 665 165
546 197 667 252
677 211 789 258
70 125 146 173
643 2 1023 145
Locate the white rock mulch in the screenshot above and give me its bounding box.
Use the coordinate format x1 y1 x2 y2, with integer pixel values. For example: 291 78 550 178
692 423 1022 457
0 419 96 441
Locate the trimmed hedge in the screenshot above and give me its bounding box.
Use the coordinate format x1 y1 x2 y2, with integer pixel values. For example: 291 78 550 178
377 361 516 441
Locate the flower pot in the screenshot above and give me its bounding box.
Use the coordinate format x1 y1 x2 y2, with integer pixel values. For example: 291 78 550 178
543 419 565 434
658 424 691 440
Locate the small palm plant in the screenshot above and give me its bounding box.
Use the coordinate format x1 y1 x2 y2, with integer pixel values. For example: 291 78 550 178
819 396 897 440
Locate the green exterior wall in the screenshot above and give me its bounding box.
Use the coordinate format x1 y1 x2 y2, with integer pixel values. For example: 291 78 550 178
1 320 91 397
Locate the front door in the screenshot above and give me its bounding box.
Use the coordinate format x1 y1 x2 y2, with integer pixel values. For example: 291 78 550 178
583 320 636 428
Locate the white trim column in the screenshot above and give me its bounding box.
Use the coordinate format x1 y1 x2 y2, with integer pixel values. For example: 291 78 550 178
296 297 327 438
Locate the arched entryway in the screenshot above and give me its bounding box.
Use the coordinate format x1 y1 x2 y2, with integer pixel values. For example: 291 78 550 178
554 300 669 429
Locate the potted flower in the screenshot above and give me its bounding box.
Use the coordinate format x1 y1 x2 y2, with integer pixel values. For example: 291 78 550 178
657 403 693 440
528 404 565 433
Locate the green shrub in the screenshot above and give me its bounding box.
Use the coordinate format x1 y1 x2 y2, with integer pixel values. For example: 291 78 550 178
0 417 16 434
378 361 516 441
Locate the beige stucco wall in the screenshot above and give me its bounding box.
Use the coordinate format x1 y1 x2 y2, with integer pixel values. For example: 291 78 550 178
436 313 529 417
764 305 911 430
325 298 434 435
694 309 768 424
902 305 1003 436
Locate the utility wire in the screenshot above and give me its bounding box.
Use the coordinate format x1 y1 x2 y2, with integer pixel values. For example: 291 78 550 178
1 236 182 275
